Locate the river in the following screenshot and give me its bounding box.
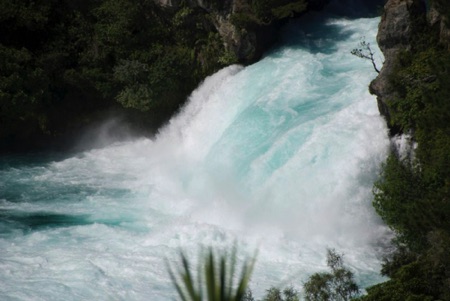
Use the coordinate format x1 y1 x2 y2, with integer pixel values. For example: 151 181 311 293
0 7 390 301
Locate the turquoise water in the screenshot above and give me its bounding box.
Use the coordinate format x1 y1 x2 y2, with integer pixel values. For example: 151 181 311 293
0 13 390 300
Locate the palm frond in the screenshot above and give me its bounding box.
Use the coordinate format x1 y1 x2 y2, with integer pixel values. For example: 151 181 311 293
167 246 256 301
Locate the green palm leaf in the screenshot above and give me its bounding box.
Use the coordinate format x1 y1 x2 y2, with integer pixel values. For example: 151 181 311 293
167 246 256 301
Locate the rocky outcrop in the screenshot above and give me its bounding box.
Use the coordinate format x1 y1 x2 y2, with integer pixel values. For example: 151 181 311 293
370 0 450 132
428 2 450 49
153 0 329 63
369 0 426 129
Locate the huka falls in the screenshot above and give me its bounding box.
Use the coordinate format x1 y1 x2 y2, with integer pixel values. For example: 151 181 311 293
1 2 402 300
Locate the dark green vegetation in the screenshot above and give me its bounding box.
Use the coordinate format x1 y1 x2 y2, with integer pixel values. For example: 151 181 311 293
4 0 449 299
303 249 359 301
0 0 228 151
231 0 308 27
167 247 256 301
259 287 300 301
168 248 358 301
360 1 450 300
0 0 321 152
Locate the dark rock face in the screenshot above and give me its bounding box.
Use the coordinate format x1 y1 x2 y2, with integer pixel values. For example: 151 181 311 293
153 0 330 64
370 0 450 133
428 2 450 48
369 0 426 131
377 0 425 50
152 0 264 63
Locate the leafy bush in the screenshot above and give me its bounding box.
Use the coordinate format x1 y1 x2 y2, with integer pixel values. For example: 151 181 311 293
0 0 238 150
358 231 450 300
252 0 307 23
372 155 429 249
303 249 359 301
231 0 308 27
262 287 299 301
363 1 450 299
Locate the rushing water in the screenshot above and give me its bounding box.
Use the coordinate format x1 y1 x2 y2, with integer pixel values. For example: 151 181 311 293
0 11 390 301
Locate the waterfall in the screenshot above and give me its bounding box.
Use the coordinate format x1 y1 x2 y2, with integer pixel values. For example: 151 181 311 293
0 12 390 300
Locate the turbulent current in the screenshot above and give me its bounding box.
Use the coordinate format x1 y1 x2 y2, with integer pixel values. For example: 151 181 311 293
0 12 390 301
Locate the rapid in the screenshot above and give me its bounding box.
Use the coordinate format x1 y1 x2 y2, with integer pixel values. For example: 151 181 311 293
0 8 390 301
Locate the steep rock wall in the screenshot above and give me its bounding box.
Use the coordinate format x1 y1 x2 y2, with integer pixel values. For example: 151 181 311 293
428 1 450 48
369 0 425 128
370 0 450 132
153 0 329 63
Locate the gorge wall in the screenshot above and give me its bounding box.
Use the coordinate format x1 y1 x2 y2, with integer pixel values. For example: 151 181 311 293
152 0 330 63
360 1 450 299
370 0 450 134
0 0 330 153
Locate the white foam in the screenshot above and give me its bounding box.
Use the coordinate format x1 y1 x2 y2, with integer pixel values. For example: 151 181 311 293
0 15 390 300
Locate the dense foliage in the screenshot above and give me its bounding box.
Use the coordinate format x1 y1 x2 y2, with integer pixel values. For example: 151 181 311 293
231 0 308 27
361 1 450 299
0 0 237 151
0 0 321 152
303 249 359 301
168 248 360 301
260 287 300 301
5 0 449 299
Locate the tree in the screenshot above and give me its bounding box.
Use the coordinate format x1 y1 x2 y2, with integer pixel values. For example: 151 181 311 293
351 38 380 74
303 249 360 301
263 287 300 301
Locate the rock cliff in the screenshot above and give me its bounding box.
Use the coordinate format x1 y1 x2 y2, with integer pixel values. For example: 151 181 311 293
369 0 425 130
370 0 450 133
153 0 329 63
428 1 450 48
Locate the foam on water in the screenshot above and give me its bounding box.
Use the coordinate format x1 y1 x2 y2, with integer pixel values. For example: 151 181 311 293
0 14 390 300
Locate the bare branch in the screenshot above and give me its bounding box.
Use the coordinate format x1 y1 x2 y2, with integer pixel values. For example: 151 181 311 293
351 37 380 74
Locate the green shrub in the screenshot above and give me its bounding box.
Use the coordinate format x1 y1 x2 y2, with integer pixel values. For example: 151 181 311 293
262 287 299 301
364 2 450 299
303 249 359 301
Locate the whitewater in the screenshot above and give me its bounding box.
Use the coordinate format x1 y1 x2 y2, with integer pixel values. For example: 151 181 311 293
0 12 390 301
